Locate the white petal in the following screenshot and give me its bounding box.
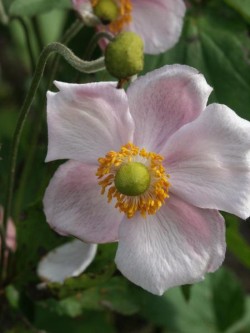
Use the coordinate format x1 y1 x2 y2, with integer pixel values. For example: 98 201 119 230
44 160 123 243
163 103 250 219
127 64 212 152
115 196 225 295
37 240 97 283
128 0 186 54
46 81 134 163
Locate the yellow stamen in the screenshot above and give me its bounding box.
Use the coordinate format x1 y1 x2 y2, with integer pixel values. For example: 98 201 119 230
91 0 133 33
96 143 171 219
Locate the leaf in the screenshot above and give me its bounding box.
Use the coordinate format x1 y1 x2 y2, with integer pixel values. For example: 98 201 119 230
224 0 250 23
9 0 71 17
132 268 247 333
15 204 65 287
180 284 192 302
40 277 139 317
226 297 250 333
5 285 20 309
34 307 116 333
226 214 250 268
211 269 245 331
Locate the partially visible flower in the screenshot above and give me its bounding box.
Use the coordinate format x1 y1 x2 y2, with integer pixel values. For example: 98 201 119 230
0 206 16 269
0 206 16 254
72 0 186 54
44 64 250 295
37 240 97 283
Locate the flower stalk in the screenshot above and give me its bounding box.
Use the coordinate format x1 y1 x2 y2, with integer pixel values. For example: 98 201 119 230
2 42 105 240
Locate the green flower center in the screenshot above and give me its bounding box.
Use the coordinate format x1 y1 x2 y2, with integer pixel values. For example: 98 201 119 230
114 162 151 196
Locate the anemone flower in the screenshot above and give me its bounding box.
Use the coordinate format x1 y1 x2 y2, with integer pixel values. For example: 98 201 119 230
44 64 250 295
72 0 186 54
37 240 97 283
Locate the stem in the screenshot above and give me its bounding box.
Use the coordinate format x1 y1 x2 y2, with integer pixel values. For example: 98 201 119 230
11 17 36 73
48 19 83 89
2 42 105 238
31 17 43 53
84 31 113 60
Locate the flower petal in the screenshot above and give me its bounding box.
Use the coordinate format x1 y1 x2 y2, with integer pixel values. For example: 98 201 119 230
128 0 186 54
115 196 225 295
37 240 97 283
163 103 250 219
127 64 212 152
43 160 122 243
0 206 16 252
46 81 134 163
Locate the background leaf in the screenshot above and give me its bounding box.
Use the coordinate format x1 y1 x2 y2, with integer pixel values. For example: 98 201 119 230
9 0 71 17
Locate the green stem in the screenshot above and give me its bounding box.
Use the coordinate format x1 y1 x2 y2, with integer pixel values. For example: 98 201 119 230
85 31 113 60
2 42 105 244
31 17 43 53
11 17 36 73
48 19 83 89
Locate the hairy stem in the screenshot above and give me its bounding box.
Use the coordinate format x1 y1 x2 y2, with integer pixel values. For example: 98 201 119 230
2 43 105 259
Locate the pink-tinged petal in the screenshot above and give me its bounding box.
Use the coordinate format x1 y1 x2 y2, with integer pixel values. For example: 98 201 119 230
46 81 134 163
0 206 16 253
127 64 212 152
72 0 89 10
43 160 123 243
115 196 225 295
72 0 99 26
164 104 250 219
128 0 186 54
37 240 97 283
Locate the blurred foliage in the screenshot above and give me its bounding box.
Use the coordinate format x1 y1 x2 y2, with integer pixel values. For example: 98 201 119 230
0 0 250 332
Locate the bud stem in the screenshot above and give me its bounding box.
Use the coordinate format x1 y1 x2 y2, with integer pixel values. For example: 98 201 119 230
2 43 105 266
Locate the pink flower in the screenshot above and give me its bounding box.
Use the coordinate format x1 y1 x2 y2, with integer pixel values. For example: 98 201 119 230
72 0 186 54
44 64 250 295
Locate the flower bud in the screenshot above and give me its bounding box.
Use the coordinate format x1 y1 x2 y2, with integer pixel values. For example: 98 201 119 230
93 0 119 24
105 31 144 80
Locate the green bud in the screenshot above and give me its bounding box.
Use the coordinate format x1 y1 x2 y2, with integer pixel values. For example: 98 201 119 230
105 31 144 79
114 162 151 196
93 0 119 24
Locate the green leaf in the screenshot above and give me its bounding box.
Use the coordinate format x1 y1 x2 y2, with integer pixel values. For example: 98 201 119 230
40 277 139 317
5 285 20 309
180 284 192 302
211 269 245 331
226 297 250 333
226 215 250 268
15 204 65 287
224 0 250 23
132 268 247 333
9 0 71 17
35 307 116 333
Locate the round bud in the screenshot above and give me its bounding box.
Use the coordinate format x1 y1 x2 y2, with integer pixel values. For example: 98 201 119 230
105 31 144 79
114 162 151 196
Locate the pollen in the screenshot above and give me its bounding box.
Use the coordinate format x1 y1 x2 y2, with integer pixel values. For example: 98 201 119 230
96 143 170 219
91 0 133 33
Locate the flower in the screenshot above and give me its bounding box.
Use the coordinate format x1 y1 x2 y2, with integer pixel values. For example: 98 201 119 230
0 206 16 267
44 64 250 295
37 240 97 283
72 0 186 54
